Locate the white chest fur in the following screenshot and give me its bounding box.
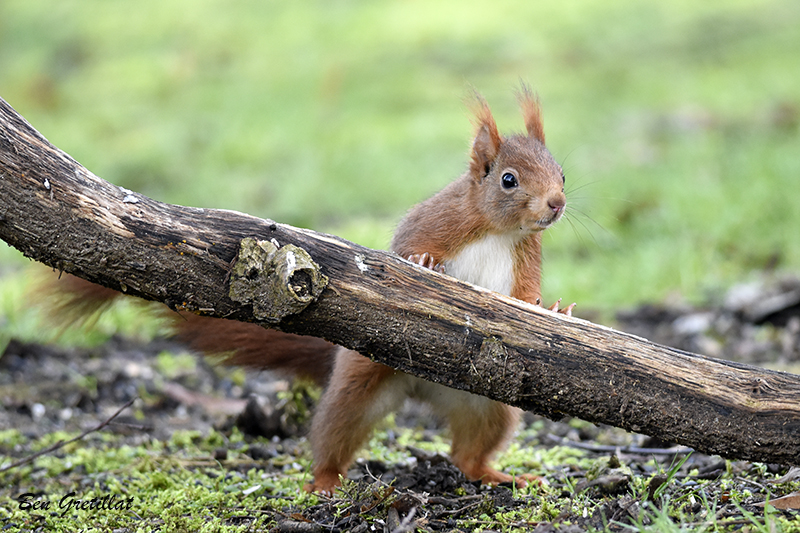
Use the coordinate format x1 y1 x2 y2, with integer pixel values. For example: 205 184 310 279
443 233 519 296
362 233 524 422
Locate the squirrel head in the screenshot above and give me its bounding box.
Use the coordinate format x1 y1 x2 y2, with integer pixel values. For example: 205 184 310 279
468 87 566 235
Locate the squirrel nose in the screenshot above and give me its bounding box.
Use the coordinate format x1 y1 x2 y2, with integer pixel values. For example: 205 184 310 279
548 197 566 215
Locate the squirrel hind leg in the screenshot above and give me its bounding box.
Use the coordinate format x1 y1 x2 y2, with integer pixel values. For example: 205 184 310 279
306 348 405 493
446 399 539 487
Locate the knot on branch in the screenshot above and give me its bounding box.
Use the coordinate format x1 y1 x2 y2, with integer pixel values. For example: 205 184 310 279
229 238 328 323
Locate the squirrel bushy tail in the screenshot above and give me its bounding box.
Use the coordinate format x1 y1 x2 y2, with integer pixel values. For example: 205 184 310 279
176 314 335 386
48 275 336 386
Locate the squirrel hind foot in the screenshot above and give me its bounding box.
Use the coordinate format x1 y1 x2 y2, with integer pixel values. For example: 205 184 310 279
304 469 344 495
459 464 542 488
510 473 545 488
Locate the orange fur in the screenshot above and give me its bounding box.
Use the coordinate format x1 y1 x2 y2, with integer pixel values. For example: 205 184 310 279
448 401 523 484
511 233 543 304
177 315 335 387
43 274 124 324
469 95 503 178
306 350 398 493
518 84 546 144
47 275 336 386
390 88 564 280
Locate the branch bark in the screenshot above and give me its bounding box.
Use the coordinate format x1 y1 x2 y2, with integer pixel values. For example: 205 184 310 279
1 97 798 466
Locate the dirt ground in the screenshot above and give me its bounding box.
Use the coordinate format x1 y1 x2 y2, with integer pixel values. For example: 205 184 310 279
2 275 800 531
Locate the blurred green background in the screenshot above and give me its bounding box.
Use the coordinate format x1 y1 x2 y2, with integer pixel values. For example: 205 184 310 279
1 0 799 339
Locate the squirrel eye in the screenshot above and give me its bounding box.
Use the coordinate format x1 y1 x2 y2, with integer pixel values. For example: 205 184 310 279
501 173 518 189
561 172 566 184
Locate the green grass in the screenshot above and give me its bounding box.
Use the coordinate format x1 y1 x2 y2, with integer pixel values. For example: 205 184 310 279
3 426 799 532
0 427 316 532
2 0 799 319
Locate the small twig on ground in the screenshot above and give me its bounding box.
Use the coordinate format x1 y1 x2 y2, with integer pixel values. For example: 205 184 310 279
427 495 484 505
391 506 417 533
273 520 324 533
108 420 153 432
545 434 694 455
0 397 137 473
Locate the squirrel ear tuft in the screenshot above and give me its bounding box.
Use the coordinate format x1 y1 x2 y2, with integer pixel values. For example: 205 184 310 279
517 83 545 143
469 95 502 178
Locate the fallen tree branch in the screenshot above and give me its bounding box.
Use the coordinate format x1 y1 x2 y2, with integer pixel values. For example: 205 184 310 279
0 97 798 466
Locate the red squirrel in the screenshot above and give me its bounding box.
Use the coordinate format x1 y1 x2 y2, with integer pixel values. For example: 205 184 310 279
303 88 571 492
53 87 572 494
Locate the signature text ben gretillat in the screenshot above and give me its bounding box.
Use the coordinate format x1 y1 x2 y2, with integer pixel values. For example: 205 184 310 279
18 492 135 517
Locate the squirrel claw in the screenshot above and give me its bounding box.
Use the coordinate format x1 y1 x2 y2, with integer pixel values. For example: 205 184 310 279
560 302 577 316
545 298 576 317
408 252 445 274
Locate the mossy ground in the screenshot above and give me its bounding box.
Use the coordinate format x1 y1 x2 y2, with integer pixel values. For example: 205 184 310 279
1 305 799 532
2 414 800 532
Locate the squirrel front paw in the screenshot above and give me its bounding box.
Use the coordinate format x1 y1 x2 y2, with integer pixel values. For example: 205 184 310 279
407 252 445 274
540 298 576 317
